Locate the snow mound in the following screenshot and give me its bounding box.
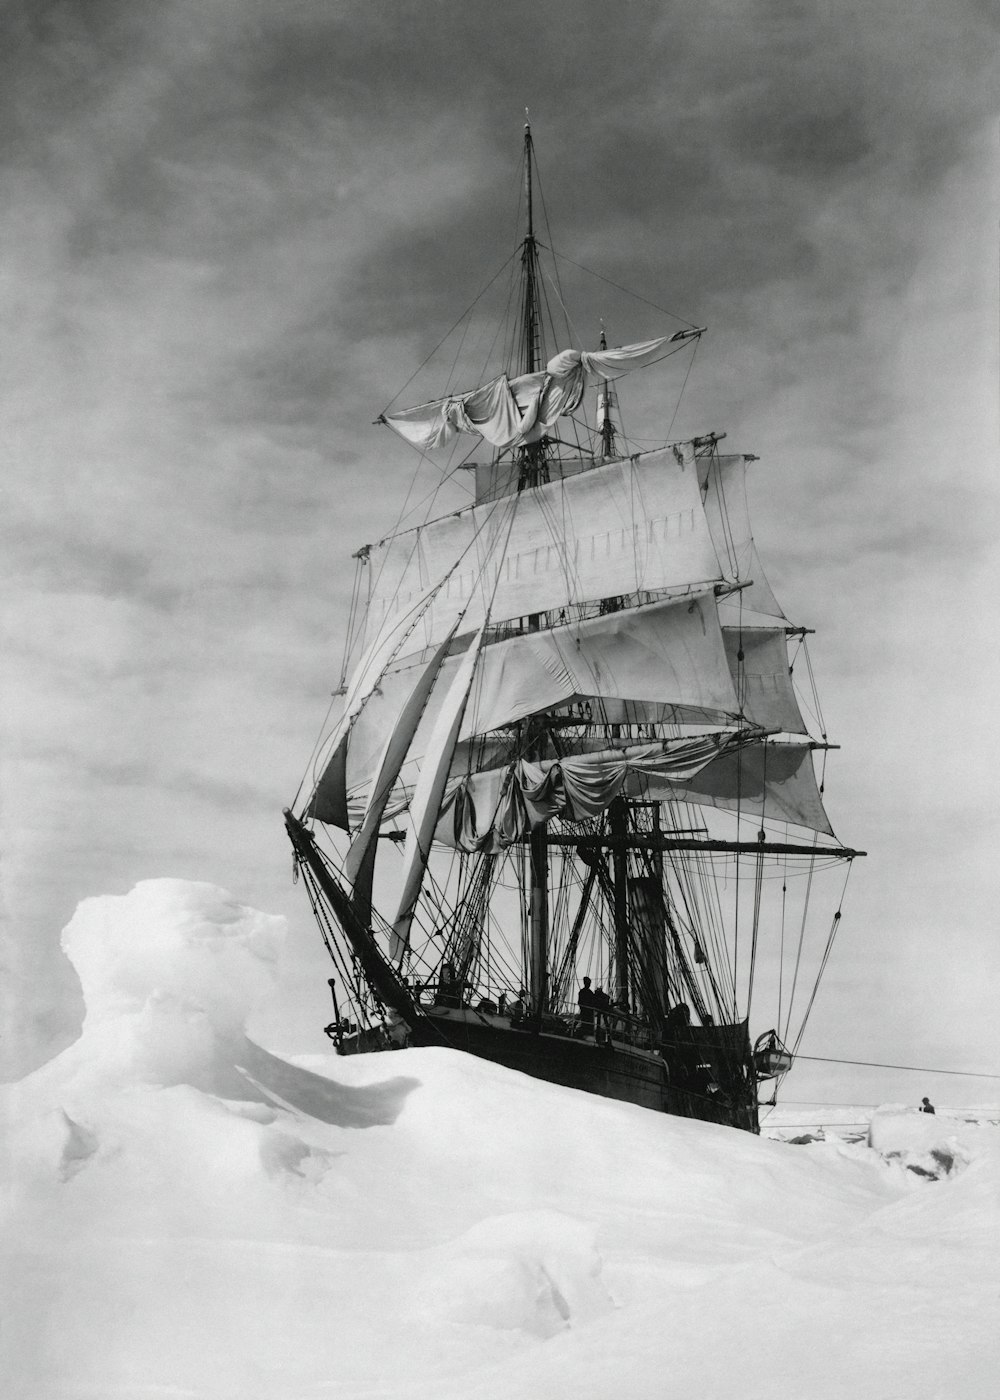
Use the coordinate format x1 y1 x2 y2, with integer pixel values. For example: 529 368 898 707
868 1105 972 1180
56 879 285 1095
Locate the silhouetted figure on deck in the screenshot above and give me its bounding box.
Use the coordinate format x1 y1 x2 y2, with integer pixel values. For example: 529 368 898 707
920 1096 936 1114
592 986 612 1042
578 976 596 1032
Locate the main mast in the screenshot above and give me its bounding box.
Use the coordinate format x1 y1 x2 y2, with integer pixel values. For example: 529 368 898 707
517 117 548 491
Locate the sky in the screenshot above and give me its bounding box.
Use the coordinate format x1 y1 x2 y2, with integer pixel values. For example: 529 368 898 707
2 0 998 1105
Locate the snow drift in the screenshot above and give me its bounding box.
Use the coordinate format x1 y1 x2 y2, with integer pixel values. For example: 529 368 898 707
2 880 997 1399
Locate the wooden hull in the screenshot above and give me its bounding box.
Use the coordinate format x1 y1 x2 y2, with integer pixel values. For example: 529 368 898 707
346 1005 758 1132
419 1007 670 1111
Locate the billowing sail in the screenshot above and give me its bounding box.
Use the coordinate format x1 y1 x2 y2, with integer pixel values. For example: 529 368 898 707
343 627 459 921
670 741 833 833
723 626 806 733
362 442 722 655
701 454 786 623
383 336 690 453
308 579 442 827
390 628 485 962
332 591 741 823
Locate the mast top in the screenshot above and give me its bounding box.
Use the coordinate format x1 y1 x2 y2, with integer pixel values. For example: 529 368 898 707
520 118 539 382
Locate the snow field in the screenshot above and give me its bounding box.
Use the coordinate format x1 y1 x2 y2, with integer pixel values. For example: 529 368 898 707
2 880 997 1399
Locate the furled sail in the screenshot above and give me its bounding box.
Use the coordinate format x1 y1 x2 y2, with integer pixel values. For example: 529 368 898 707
382 335 691 453
436 731 754 853
362 443 721 654
435 737 832 850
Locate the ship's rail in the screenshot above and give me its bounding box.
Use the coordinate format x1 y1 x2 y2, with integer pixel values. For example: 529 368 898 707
410 980 659 1051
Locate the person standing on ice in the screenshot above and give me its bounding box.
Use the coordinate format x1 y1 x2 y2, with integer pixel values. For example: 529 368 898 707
920 1096 936 1113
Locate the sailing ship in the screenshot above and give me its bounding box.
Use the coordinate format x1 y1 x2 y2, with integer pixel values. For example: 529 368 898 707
284 124 863 1133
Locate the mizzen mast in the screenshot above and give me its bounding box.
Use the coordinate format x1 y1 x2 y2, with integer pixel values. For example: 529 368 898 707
597 324 619 459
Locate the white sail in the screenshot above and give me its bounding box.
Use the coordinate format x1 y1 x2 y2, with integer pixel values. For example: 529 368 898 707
343 627 459 919
383 336 684 453
723 626 806 734
339 592 740 820
700 454 786 621
314 603 803 829
363 442 722 655
673 741 833 834
389 627 485 963
308 579 442 825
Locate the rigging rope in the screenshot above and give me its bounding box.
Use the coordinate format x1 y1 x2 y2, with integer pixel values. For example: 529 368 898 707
793 1054 1000 1080
780 832 820 1044
378 251 518 417
789 858 853 1055
665 336 699 444
777 864 788 1030
545 247 701 330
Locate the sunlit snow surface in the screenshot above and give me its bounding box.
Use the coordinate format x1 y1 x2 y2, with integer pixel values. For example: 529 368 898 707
2 881 997 1399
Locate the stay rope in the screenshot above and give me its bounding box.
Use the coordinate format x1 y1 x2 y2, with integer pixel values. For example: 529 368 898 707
792 1054 1000 1080
377 251 518 418
546 247 701 329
